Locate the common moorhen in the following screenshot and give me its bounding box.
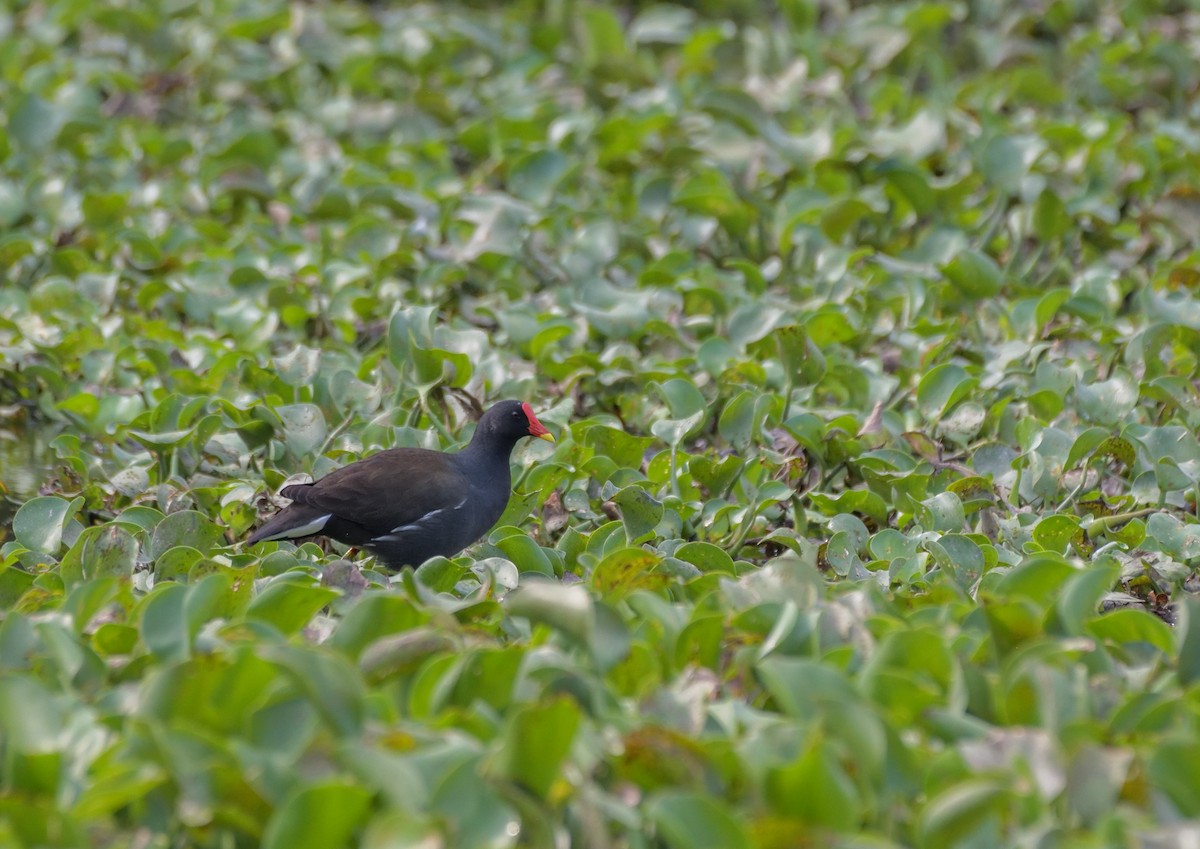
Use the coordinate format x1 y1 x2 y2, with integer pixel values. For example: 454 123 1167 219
248 400 554 568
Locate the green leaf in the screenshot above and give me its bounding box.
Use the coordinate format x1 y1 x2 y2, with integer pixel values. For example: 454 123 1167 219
1075 374 1138 427
1178 597 1200 687
13 496 82 555
993 553 1075 606
673 541 735 574
491 534 556 577
766 734 861 829
262 780 372 849
269 645 366 736
917 779 1009 849
1033 188 1070 240
1057 559 1120 637
1031 514 1081 553
592 548 668 599
917 492 965 532
1087 609 1174 655
247 576 339 635
612 485 663 543
505 580 593 644
942 248 1003 298
508 150 568 205
584 425 654 470
277 404 328 457
0 676 65 752
59 524 138 585
10 93 63 150
917 365 978 420
493 697 581 799
647 790 751 849
149 510 225 560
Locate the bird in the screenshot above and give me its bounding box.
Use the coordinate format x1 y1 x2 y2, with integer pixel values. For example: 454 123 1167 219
247 400 554 569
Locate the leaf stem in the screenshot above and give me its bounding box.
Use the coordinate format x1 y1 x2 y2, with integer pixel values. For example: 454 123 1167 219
1085 508 1159 535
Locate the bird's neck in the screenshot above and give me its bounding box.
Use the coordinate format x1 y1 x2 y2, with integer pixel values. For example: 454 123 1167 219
458 432 516 472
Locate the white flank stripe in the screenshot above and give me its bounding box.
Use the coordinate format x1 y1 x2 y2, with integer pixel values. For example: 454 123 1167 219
388 507 446 535
374 503 460 546
264 513 332 541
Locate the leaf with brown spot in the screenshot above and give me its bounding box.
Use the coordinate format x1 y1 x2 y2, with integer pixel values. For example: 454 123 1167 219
591 548 668 598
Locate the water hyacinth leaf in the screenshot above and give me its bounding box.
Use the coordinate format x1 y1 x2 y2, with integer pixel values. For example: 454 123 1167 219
149 510 225 560
809 490 888 525
917 779 1010 849
904 431 941 463
0 675 66 752
654 378 707 419
917 492 965 532
916 365 978 420
506 580 593 644
584 425 654 470
1066 745 1132 827
10 93 64 150
979 134 1043 192
1154 458 1193 494
1057 559 1120 636
58 523 138 585
675 169 751 236
1147 740 1200 817
1031 514 1081 554
1145 513 1200 561
718 391 774 449
1075 374 1138 426
825 530 863 577
273 345 321 386
1063 427 1110 470
1178 597 1200 687
493 697 581 800
945 476 994 503
993 554 1075 606
776 324 826 384
507 149 568 205
629 3 695 43
928 534 985 586
261 780 372 849
13 496 82 555
491 534 556 577
766 735 861 829
268 645 366 736
1033 187 1070 240
247 577 339 635
139 582 191 663
612 485 663 543
674 541 735 574
647 790 751 849
942 248 1003 298
592 548 668 598
277 404 327 457
429 756 519 849
71 761 168 820
689 454 744 495
870 529 918 560
652 410 706 448
1086 609 1173 655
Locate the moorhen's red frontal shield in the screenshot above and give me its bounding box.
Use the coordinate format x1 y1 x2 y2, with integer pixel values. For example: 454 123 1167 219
248 400 554 569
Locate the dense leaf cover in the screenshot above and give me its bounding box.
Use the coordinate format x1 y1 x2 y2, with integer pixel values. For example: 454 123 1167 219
2 0 1200 846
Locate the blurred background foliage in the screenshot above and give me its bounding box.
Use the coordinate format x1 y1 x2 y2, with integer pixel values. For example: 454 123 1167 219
2 0 1200 846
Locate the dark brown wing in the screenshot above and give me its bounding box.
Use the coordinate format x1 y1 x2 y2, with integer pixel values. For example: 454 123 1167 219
278 447 469 536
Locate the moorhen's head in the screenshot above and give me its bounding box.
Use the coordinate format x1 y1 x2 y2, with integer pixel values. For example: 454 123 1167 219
471 400 554 447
